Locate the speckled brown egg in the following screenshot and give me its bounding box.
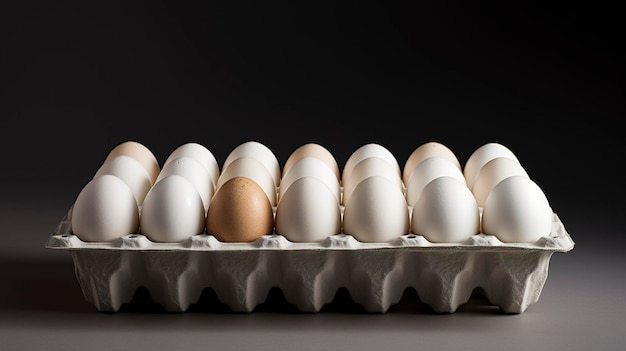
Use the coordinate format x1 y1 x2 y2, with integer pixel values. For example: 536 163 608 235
206 176 274 242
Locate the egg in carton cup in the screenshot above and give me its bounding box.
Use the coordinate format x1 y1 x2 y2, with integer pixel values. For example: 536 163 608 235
45 141 575 314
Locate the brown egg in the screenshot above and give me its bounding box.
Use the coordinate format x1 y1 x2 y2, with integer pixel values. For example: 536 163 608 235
282 143 340 180
105 141 160 185
206 176 274 242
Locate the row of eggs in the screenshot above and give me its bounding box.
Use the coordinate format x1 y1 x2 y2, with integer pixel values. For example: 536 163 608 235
70 140 553 244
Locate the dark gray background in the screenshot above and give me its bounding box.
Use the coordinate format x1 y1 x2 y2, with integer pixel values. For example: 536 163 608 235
0 1 624 350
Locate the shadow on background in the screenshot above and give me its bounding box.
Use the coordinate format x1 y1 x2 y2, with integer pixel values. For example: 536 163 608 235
0 258 91 314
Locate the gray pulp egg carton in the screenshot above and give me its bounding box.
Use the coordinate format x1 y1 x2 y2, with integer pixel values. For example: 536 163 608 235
45 205 574 314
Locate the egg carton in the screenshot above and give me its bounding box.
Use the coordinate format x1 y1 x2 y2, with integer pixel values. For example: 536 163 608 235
45 205 574 314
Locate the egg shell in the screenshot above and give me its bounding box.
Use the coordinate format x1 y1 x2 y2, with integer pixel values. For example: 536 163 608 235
222 141 281 187
405 156 466 207
402 141 461 184
481 175 553 243
217 156 277 206
275 176 341 242
341 143 401 187
156 156 215 212
472 157 529 207
105 141 160 185
343 176 409 243
411 176 480 243
342 156 404 206
93 155 152 206
163 142 220 187
463 142 520 189
71 174 139 242
140 175 206 243
282 143 340 180
279 156 341 204
206 176 275 242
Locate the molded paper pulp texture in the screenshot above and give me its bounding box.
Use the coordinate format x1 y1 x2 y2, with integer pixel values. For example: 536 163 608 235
47 209 574 314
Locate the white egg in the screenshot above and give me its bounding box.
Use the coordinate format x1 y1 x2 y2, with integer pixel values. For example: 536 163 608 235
93 155 152 206
343 176 409 242
163 142 220 187
472 157 529 207
341 143 401 187
222 141 281 187
411 176 479 243
481 175 553 243
463 142 520 189
402 141 461 185
279 157 341 204
342 156 404 206
216 156 277 206
140 175 206 243
405 156 466 207
156 156 215 212
275 176 342 242
71 174 139 242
